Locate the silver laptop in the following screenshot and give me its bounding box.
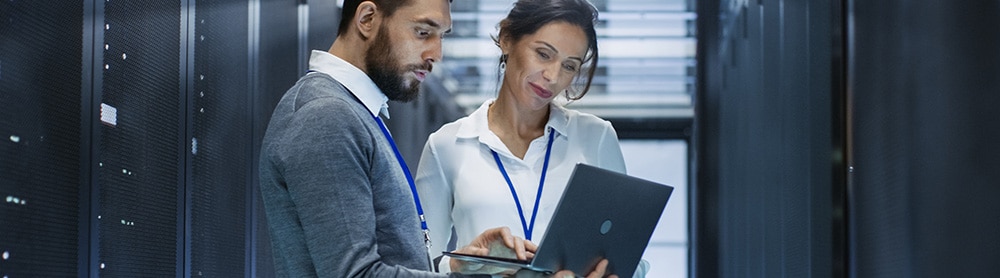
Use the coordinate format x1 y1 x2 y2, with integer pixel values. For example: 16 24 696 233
444 163 674 277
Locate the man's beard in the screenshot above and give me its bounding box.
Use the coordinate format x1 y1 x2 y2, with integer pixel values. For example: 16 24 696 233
365 25 430 102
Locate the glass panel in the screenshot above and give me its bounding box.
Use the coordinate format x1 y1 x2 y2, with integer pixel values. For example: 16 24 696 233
621 139 688 278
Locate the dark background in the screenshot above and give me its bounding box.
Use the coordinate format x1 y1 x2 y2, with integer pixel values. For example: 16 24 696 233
696 0 1000 277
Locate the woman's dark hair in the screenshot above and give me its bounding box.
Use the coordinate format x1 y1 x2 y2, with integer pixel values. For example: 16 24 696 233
494 0 600 100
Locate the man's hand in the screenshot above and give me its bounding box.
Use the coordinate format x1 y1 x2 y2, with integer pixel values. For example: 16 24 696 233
449 227 538 273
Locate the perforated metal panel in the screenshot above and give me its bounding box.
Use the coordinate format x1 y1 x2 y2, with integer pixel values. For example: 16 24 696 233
0 0 83 276
98 0 182 276
307 0 339 54
190 0 250 276
0 0 300 276
258 0 300 106
695 0 844 276
849 0 1000 276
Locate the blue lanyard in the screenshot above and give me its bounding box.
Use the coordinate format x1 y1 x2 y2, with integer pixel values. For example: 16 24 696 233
372 117 431 234
490 128 556 241
373 117 436 268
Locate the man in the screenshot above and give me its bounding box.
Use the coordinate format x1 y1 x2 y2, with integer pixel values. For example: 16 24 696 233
259 0 611 277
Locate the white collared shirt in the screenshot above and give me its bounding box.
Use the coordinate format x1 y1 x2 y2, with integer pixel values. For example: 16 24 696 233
414 99 627 273
307 50 390 118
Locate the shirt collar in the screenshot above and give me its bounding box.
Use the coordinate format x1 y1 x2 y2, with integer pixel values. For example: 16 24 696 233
456 99 569 140
308 50 390 118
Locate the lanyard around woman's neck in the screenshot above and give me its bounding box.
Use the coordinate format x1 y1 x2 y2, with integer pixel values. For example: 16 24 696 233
490 127 556 241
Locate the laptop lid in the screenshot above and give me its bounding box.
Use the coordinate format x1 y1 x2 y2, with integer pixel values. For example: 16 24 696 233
445 163 673 277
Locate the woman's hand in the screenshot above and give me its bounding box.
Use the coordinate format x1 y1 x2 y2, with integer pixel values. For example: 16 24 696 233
449 226 537 274
550 259 617 278
512 259 618 278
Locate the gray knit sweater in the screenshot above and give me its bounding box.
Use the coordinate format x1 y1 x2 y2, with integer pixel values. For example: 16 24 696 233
259 73 451 277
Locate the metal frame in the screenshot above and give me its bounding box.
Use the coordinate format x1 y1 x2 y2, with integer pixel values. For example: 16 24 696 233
246 0 262 276
80 0 100 276
181 0 196 276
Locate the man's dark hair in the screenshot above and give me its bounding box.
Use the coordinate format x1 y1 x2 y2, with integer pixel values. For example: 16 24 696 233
495 0 600 100
337 0 452 37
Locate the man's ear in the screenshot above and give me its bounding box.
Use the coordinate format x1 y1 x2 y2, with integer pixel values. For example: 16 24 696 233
355 1 379 40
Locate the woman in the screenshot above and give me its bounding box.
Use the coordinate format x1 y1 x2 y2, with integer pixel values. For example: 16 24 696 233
415 0 647 276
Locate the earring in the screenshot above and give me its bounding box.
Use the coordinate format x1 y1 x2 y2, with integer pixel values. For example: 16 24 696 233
499 54 508 76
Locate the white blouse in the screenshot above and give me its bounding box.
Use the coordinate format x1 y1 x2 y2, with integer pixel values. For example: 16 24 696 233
414 99 629 274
